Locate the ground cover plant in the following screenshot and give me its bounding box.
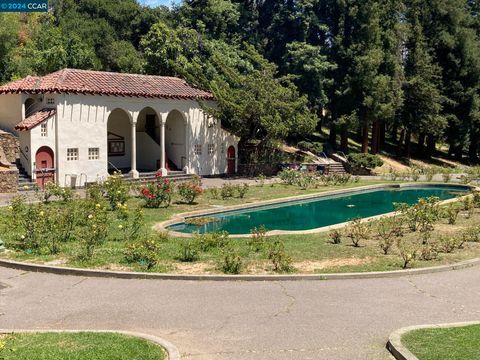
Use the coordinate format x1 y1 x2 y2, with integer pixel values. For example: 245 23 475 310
1 175 479 275
0 332 166 360
401 324 480 360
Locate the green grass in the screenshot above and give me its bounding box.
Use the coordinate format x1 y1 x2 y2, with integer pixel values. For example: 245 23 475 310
402 324 480 360
2 180 480 275
0 332 166 360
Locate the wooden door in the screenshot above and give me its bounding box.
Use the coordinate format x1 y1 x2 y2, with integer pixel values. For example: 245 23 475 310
227 146 236 175
35 146 55 188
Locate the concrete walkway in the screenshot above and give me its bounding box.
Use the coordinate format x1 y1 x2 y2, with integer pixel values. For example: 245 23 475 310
1 265 479 359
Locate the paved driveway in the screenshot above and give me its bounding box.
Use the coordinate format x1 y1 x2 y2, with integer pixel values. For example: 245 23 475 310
1 266 479 359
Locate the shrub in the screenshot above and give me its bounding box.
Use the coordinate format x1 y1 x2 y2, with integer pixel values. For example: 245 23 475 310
124 235 162 270
443 203 461 225
462 226 480 243
347 153 384 170
278 169 300 185
395 197 440 232
396 239 419 269
328 229 342 245
116 206 144 242
345 218 370 247
297 141 323 154
473 191 480 208
437 236 458 253
194 231 229 252
255 174 266 187
77 202 109 260
220 183 236 199
424 167 436 182
249 226 267 252
103 172 130 210
177 176 203 204
41 182 75 203
208 187 220 199
178 238 199 262
442 171 452 183
462 196 474 218
141 177 175 208
409 167 421 182
419 243 438 261
236 183 250 198
220 242 242 274
267 238 292 273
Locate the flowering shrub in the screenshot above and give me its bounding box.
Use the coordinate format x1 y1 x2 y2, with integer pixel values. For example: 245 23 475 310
141 177 175 208
77 201 109 260
124 235 162 270
116 205 144 242
103 172 130 210
178 176 203 204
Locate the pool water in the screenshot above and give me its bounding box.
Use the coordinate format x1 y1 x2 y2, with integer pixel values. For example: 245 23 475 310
168 185 469 235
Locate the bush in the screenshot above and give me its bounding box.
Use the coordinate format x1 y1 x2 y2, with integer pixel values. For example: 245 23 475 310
124 235 162 270
116 206 144 242
267 238 292 273
141 177 175 208
376 217 398 255
278 169 300 185
177 176 203 204
443 203 461 225
297 141 323 154
194 231 229 252
103 172 130 210
235 183 250 198
220 242 242 274
41 182 75 203
347 153 384 170
396 239 419 269
77 201 109 260
220 183 236 199
255 174 266 187
395 197 440 232
178 238 199 262
328 229 342 245
345 218 370 247
437 236 458 253
208 187 220 199
462 226 480 243
249 226 267 252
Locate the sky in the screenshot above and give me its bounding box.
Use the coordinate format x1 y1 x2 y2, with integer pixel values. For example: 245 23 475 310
138 0 178 7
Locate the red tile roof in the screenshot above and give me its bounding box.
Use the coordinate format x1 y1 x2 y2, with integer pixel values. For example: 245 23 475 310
15 108 56 131
0 69 214 100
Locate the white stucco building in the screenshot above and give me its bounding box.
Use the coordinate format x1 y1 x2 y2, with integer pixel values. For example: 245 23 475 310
0 69 238 187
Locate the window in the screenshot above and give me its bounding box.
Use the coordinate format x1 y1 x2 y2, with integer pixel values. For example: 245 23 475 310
40 123 47 137
208 144 215 155
46 98 55 105
88 148 99 160
194 144 202 155
67 148 78 161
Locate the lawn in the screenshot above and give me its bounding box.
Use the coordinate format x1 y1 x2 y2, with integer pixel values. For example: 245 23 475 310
1 177 479 275
0 332 166 360
401 324 480 360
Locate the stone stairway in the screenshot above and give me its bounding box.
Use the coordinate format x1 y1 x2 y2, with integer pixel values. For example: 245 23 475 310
326 162 348 175
16 160 36 191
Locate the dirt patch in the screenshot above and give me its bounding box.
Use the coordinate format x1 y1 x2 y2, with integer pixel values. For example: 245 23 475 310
173 261 217 274
294 257 375 273
45 259 68 266
99 264 132 271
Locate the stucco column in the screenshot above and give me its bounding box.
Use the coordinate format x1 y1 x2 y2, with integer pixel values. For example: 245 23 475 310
130 122 139 179
159 121 168 176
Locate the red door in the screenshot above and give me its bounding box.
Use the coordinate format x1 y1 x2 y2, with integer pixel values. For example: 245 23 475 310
227 146 236 175
35 146 55 188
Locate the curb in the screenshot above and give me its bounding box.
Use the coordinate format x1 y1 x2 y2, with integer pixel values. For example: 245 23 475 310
386 321 480 360
0 329 180 360
0 257 479 281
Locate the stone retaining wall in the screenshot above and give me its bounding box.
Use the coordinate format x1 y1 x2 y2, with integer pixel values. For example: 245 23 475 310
0 131 19 163
0 169 18 193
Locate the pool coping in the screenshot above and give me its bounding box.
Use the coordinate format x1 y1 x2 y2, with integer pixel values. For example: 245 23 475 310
0 257 479 281
0 329 180 360
386 321 480 360
155 183 477 238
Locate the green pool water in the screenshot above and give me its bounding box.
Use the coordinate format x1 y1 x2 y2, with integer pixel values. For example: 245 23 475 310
168 185 469 235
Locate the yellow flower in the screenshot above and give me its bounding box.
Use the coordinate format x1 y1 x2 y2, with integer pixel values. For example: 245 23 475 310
21 235 25 239
118 224 123 229
96 203 101 208
39 211 44 216
92 224 97 229
88 214 93 219
8 206 13 211
23 185 29 190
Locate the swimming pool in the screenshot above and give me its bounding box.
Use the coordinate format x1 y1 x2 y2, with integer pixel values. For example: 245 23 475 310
167 184 471 235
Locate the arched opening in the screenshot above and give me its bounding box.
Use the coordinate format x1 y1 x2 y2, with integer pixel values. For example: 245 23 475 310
24 98 36 117
165 110 187 171
35 146 55 188
227 146 236 175
136 107 161 171
107 108 132 173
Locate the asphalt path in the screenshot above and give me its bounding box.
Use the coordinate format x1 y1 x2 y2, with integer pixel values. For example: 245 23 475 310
1 266 480 359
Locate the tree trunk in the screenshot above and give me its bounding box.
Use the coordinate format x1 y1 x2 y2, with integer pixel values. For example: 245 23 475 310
340 125 349 153
404 130 412 158
399 128 405 146
361 125 369 153
426 135 436 158
418 133 426 155
329 124 337 149
371 121 379 154
391 123 398 143
468 132 479 163
379 121 386 150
